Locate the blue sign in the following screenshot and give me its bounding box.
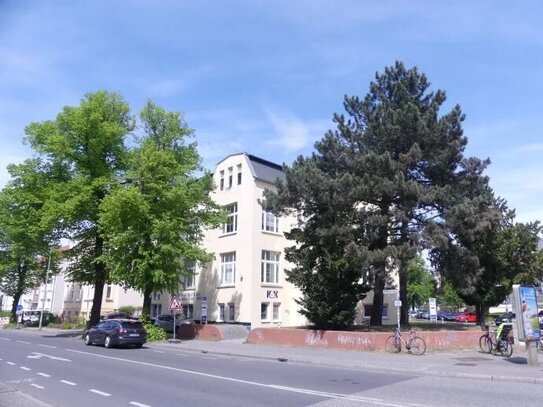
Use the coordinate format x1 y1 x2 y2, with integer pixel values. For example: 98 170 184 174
16 304 23 311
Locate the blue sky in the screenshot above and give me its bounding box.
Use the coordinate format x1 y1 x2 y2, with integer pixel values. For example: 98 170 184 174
1 1 542 224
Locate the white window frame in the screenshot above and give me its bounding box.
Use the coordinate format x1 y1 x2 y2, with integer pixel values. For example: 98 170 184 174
218 303 225 321
261 302 270 321
228 167 233 188
184 261 196 289
220 252 236 286
106 285 112 299
273 303 281 321
261 250 280 284
219 170 224 190
228 303 235 321
237 164 242 185
261 201 279 233
222 203 238 234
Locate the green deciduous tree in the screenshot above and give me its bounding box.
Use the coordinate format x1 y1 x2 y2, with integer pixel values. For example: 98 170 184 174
406 256 436 310
24 91 134 326
0 159 58 322
99 101 223 316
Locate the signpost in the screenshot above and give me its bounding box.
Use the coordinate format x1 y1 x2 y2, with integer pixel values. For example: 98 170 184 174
201 296 208 324
169 296 181 341
428 298 437 323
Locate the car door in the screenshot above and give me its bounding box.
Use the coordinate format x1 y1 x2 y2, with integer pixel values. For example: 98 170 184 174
95 321 111 344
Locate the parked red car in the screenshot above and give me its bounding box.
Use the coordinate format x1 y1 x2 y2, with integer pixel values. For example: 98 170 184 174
454 311 477 323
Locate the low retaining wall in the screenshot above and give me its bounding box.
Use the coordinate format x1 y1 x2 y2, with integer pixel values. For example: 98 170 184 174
177 324 224 341
246 327 482 351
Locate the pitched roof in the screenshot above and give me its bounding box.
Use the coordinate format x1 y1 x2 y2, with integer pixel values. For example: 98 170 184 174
216 152 285 184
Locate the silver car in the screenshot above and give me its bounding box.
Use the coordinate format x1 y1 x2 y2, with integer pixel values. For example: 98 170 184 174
153 314 193 332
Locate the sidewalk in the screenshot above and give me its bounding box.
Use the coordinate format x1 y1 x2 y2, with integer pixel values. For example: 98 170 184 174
149 338 543 385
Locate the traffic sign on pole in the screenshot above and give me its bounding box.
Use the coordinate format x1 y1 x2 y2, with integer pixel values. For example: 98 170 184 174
169 295 181 310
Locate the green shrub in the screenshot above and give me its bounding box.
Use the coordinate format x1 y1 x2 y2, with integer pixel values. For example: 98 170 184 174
1 323 17 329
119 305 136 316
140 314 166 341
0 310 11 318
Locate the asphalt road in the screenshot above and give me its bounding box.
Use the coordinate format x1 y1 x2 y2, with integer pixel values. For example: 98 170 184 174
0 330 540 407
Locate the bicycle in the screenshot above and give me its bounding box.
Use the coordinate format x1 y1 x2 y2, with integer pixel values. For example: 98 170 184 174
479 325 496 353
385 327 426 356
492 323 514 357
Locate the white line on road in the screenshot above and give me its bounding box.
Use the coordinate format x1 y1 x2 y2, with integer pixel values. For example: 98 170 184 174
27 352 71 362
60 380 76 386
30 384 44 389
175 353 189 357
152 350 165 354
66 349 430 407
90 389 111 397
16 340 31 344
20 366 31 371
38 344 57 349
37 373 50 378
6 361 15 365
0 337 11 341
129 402 151 407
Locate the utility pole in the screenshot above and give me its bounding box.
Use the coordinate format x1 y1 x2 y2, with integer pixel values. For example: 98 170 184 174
38 250 52 330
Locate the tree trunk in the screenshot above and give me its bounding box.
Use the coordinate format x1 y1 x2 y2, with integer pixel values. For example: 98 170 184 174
10 292 22 324
399 268 409 325
476 304 488 327
371 272 385 325
142 286 152 317
89 234 105 327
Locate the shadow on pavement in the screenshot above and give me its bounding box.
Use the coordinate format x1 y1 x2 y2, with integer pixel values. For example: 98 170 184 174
505 356 527 365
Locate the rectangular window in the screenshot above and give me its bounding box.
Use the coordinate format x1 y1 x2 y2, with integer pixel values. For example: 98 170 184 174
222 203 238 234
153 293 161 301
237 164 242 185
228 167 233 188
218 303 225 321
182 304 193 319
184 261 196 289
106 285 112 299
363 304 388 319
219 170 224 190
261 201 279 233
220 252 236 285
261 302 269 321
261 250 280 284
152 304 162 317
228 303 235 321
382 303 389 319
273 303 280 321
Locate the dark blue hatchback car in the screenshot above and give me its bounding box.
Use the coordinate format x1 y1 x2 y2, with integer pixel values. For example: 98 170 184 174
84 319 146 348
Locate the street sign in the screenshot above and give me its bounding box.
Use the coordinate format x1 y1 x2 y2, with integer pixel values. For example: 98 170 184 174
169 295 181 310
16 304 23 315
429 298 437 322
394 300 402 307
201 296 207 324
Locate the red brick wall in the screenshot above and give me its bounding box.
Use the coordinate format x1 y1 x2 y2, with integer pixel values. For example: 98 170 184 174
246 328 482 351
178 324 224 341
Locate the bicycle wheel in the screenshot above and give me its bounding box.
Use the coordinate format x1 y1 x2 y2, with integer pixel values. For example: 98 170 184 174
385 335 401 353
502 340 513 357
408 336 427 356
479 334 492 353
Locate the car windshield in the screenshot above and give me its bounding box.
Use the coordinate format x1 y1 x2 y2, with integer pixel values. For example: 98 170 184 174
121 321 144 329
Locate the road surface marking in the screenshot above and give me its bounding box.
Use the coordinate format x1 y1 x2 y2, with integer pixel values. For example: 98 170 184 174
129 402 150 407
27 352 71 362
152 350 165 353
175 353 189 357
90 389 111 397
30 384 44 389
20 366 31 371
16 340 31 344
0 337 11 341
37 373 51 377
6 361 15 365
60 380 76 386
66 349 430 407
38 344 57 349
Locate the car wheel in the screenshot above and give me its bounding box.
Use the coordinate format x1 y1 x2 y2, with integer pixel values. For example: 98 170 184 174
84 334 92 346
135 343 143 348
104 336 113 348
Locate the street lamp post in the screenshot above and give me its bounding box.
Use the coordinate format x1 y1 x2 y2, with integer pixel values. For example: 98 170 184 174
38 251 52 330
